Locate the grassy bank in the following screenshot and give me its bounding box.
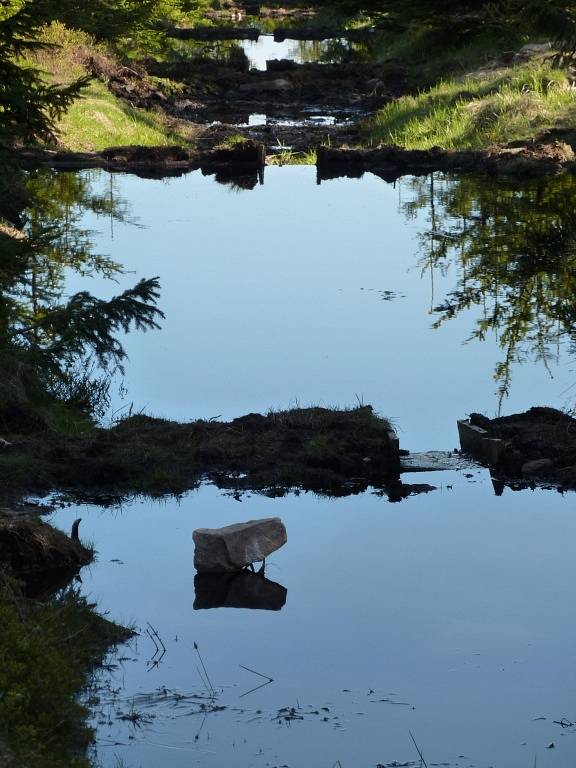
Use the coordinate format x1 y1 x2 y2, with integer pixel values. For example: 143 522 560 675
0 580 132 768
0 405 398 497
367 62 576 151
57 79 188 152
27 22 192 152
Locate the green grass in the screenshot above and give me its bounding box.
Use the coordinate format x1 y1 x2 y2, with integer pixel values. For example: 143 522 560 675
367 63 576 151
215 132 251 148
25 22 192 152
56 80 188 152
0 581 132 768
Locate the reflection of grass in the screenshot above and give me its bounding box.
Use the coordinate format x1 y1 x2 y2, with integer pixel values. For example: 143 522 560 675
368 64 576 150
267 148 317 166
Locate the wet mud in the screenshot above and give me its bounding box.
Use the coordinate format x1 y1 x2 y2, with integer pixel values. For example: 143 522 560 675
115 54 401 121
316 140 576 182
19 132 576 182
14 141 266 182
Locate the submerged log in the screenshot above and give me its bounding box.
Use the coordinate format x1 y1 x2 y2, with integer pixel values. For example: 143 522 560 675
193 517 287 573
273 26 374 42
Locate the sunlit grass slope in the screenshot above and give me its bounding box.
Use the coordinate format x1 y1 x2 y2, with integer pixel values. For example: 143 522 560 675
368 64 576 150
56 80 186 151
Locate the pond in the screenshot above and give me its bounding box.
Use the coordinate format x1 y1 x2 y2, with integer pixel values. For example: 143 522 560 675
42 165 576 767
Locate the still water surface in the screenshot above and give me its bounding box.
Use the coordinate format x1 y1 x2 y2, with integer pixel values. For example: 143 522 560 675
240 36 349 69
65 167 575 448
50 166 576 767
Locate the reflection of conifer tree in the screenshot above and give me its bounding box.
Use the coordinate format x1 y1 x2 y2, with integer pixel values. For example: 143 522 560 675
400 172 576 407
0 165 163 424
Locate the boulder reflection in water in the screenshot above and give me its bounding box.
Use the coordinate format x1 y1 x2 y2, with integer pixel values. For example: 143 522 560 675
194 570 287 610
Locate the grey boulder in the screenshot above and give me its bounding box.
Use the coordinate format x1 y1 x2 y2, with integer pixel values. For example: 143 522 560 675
193 517 287 573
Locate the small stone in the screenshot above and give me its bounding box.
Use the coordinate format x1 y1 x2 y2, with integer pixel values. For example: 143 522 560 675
521 458 554 476
193 517 287 573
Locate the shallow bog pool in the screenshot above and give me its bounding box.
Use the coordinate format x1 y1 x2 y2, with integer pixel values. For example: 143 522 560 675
37 163 576 767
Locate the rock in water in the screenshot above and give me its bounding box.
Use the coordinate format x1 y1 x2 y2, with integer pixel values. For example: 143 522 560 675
193 517 287 573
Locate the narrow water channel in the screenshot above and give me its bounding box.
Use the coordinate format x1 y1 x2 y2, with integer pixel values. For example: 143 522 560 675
170 34 355 71
46 165 576 767
239 36 350 69
166 35 365 126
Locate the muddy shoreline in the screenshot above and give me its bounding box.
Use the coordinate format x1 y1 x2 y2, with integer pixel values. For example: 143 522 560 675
92 52 400 125
459 407 576 493
13 141 267 181
18 40 572 176
13 132 576 181
4 402 575 598
316 139 576 181
0 406 401 500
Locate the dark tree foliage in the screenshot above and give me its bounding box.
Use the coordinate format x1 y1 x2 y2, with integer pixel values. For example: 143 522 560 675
311 0 576 52
0 1 87 145
27 0 159 41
